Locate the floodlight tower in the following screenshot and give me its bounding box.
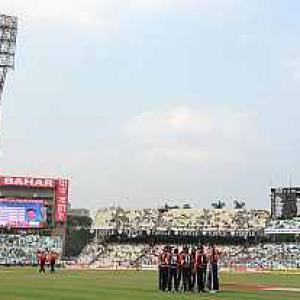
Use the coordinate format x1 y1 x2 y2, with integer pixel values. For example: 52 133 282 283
0 14 18 104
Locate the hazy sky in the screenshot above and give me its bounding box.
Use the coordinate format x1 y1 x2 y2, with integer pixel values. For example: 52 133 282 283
1 0 300 209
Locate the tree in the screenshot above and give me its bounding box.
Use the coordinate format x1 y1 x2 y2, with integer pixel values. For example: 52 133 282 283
211 200 226 209
234 200 245 209
65 215 94 258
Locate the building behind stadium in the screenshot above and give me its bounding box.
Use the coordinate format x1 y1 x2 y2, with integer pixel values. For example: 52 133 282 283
271 187 300 219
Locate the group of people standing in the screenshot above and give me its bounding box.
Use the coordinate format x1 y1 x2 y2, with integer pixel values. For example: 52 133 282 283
37 250 58 274
158 244 220 293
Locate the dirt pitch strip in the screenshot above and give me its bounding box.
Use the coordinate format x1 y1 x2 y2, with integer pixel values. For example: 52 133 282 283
225 283 300 293
258 286 300 292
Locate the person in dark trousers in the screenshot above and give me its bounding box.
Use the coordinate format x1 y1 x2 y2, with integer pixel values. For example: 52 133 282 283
177 249 184 291
207 244 220 293
158 252 163 290
190 248 196 291
37 251 46 274
195 245 207 293
168 248 180 292
49 251 57 274
181 247 192 292
160 246 170 292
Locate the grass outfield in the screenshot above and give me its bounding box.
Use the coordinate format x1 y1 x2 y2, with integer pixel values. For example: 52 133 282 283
0 269 299 300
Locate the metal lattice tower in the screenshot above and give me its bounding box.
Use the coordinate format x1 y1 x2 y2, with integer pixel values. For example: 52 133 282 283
0 14 18 104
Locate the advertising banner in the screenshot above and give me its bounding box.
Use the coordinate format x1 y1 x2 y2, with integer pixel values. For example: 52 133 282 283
265 228 300 234
55 179 69 223
0 176 55 188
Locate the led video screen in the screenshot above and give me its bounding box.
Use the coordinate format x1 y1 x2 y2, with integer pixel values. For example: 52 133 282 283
0 199 47 228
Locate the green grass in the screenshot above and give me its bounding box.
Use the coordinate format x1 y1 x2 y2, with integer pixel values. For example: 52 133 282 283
0 268 299 300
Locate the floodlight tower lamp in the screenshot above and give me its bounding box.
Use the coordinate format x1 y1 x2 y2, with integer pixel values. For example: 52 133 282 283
0 14 18 104
0 14 17 158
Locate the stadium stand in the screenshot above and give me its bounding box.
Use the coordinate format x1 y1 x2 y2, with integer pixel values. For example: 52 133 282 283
265 218 300 233
77 243 106 266
78 243 300 270
220 244 300 269
90 244 153 269
92 208 270 236
0 234 62 265
73 208 300 270
2 208 299 269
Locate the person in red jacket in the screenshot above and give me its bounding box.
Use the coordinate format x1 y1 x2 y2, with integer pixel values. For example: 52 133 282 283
181 246 192 292
177 249 184 291
207 244 220 292
158 250 163 291
194 245 207 293
160 246 170 292
37 251 46 274
190 247 197 291
49 251 58 274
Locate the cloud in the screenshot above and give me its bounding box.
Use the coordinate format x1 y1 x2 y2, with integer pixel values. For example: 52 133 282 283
0 0 242 31
1 0 118 31
125 105 260 164
284 57 300 82
128 0 172 11
234 33 254 47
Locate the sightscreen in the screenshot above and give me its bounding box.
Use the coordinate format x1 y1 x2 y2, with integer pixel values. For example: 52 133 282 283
0 199 47 228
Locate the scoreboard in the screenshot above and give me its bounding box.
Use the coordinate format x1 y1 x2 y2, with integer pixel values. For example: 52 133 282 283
0 199 46 228
0 175 69 229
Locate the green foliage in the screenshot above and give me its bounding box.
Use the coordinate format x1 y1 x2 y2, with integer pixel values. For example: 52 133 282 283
65 215 93 257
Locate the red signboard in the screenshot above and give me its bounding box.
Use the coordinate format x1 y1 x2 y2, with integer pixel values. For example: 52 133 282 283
55 179 69 223
0 176 55 188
